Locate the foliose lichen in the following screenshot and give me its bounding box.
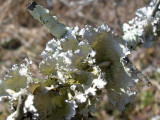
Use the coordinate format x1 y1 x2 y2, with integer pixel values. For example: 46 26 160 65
0 1 156 119
123 0 160 50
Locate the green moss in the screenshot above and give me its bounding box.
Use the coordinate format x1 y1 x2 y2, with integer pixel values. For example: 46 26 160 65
140 91 154 109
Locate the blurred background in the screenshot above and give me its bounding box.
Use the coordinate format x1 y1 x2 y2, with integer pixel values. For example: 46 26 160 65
0 0 160 120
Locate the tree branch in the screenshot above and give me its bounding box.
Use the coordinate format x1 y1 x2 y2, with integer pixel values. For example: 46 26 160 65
151 0 160 17
15 94 27 120
28 2 68 39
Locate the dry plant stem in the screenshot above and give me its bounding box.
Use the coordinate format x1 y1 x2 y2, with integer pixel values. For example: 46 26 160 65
113 0 122 31
77 12 102 25
15 94 27 120
59 0 95 7
0 0 13 13
151 0 160 17
150 79 160 91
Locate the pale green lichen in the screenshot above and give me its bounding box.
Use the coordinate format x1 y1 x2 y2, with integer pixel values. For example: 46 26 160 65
123 0 160 50
0 1 154 119
28 2 68 39
79 25 145 111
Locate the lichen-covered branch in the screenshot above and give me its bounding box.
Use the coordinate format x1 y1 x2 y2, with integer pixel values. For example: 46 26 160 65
13 94 27 120
28 2 68 39
123 0 160 50
152 0 160 17
0 1 156 120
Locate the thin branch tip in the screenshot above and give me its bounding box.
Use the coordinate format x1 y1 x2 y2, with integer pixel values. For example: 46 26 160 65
28 1 37 11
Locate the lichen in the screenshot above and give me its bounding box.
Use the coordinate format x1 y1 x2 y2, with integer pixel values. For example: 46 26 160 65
0 1 155 119
123 0 160 50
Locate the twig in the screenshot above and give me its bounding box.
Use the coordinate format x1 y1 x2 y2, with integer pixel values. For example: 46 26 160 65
28 2 68 39
59 0 95 7
113 0 122 31
77 12 102 25
0 0 13 13
150 79 160 91
151 0 160 17
15 94 27 120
